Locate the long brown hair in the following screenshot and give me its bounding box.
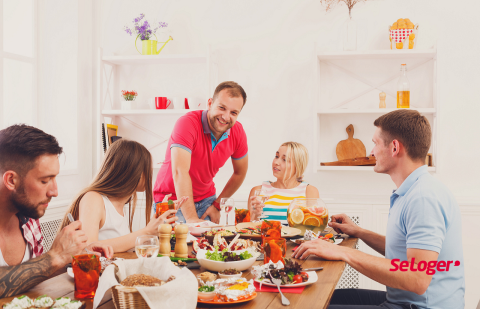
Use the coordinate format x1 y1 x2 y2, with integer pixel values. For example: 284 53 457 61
59 139 153 232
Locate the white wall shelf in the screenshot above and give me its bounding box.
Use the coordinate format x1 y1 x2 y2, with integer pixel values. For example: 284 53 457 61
102 54 207 65
317 49 436 60
317 108 436 114
313 45 437 173
317 166 436 172
102 109 191 116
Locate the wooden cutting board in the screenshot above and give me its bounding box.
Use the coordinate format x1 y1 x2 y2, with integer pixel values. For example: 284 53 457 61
320 156 376 166
336 124 366 160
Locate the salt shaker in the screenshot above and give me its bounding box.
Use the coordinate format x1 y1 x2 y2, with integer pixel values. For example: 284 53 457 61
158 222 172 256
379 92 386 108
174 222 189 258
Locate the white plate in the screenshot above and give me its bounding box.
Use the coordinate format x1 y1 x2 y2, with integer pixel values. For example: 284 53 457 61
291 238 343 245
254 271 318 287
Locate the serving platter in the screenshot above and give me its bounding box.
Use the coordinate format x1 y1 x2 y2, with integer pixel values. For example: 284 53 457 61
235 222 301 239
254 271 318 287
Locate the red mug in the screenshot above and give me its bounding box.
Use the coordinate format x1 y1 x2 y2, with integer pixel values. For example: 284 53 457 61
155 97 171 109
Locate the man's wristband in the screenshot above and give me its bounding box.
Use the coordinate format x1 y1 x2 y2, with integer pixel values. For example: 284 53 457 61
212 200 221 211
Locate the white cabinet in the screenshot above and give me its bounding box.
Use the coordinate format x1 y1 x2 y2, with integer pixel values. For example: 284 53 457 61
312 47 437 172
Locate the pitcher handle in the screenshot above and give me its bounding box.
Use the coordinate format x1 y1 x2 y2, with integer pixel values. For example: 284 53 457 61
156 36 174 54
166 99 172 108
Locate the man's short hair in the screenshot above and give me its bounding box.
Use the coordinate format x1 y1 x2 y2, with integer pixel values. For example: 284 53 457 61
374 110 431 162
0 124 63 176
212 81 247 106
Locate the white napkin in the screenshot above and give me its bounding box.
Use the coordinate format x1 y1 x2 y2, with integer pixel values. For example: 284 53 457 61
93 257 197 309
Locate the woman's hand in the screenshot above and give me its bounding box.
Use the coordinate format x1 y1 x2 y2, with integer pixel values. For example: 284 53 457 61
250 196 264 221
144 209 178 235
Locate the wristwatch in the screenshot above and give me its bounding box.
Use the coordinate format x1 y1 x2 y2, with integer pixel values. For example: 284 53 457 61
212 200 221 211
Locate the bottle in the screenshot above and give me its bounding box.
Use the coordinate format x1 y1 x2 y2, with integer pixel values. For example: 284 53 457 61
158 222 172 256
174 221 188 258
397 64 410 108
379 92 386 108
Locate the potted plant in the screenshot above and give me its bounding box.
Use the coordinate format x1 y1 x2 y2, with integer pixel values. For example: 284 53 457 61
124 14 173 55
121 90 137 110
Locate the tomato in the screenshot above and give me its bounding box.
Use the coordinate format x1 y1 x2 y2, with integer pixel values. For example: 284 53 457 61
293 275 303 284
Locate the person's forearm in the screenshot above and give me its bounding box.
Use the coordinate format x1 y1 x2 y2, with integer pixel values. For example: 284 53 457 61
217 172 247 201
173 170 197 220
0 252 62 298
341 248 427 295
356 228 386 256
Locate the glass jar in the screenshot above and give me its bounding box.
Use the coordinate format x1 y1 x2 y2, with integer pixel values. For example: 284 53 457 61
287 198 329 236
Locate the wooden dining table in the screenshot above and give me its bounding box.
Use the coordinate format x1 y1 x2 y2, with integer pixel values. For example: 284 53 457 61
0 232 357 309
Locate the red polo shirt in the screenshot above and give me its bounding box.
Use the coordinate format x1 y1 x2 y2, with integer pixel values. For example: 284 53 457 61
153 110 248 203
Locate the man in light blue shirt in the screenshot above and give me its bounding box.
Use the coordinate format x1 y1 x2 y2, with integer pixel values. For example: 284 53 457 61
293 110 465 309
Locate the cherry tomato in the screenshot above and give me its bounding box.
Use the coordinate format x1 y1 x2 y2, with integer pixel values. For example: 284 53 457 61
293 275 303 284
300 272 309 278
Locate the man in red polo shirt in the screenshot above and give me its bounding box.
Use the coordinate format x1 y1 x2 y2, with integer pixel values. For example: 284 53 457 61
154 81 248 223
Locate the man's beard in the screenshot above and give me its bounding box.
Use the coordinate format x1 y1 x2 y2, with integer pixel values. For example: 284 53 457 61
209 114 232 135
10 184 49 220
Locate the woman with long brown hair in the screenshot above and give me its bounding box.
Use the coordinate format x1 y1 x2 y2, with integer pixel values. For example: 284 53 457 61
60 139 186 252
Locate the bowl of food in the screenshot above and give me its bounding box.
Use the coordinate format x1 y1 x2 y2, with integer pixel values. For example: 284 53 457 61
218 268 242 279
196 271 217 285
196 248 256 272
197 285 216 301
202 229 237 244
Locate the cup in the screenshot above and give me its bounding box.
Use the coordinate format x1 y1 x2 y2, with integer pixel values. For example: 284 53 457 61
135 235 160 258
172 97 184 110
261 220 282 240
148 98 156 110
155 201 175 219
72 254 101 299
187 97 203 110
263 237 286 264
155 97 171 109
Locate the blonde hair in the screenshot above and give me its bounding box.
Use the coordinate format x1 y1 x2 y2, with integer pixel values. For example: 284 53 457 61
281 142 309 183
59 139 153 232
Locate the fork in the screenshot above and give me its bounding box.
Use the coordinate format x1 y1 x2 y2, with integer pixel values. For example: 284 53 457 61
268 269 290 306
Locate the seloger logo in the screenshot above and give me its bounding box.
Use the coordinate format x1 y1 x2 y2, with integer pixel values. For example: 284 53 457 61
390 258 461 275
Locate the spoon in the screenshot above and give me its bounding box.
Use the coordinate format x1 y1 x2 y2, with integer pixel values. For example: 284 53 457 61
67 213 95 255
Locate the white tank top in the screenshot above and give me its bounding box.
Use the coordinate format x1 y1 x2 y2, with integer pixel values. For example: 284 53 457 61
98 195 131 241
0 242 31 267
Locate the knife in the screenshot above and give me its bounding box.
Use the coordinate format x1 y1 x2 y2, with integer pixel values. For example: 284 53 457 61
303 267 324 271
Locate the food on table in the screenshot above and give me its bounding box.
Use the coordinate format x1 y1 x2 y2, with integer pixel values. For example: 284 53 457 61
3 295 33 309
52 297 83 309
205 247 253 262
263 237 286 264
298 230 336 244
260 220 282 239
197 272 217 283
204 229 234 237
220 268 241 275
237 226 261 235
213 278 256 302
34 295 54 308
229 238 248 251
120 274 167 287
213 233 229 251
193 237 215 252
287 199 329 236
198 285 215 292
252 259 309 285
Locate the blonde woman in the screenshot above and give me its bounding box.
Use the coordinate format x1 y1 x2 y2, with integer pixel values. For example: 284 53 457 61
248 142 319 223
60 139 187 252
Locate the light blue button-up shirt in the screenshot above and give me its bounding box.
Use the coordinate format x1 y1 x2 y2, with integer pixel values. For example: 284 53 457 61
386 165 465 309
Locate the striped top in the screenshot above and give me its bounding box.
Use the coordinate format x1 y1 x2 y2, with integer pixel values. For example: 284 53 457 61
261 181 308 225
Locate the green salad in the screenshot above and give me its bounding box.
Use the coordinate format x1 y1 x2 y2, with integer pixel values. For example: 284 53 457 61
205 247 253 262
198 285 215 292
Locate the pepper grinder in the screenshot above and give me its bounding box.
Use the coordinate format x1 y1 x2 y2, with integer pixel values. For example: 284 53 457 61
379 92 386 108
174 222 188 258
158 222 172 256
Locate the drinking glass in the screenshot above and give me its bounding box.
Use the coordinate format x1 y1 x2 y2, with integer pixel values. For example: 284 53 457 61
254 189 269 220
72 254 101 299
263 237 286 264
135 235 160 258
220 198 234 226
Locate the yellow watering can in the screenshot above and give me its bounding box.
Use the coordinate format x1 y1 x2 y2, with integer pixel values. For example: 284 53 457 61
135 34 173 55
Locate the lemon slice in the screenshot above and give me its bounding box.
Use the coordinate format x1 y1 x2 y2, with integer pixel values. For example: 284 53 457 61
303 216 321 227
290 209 304 225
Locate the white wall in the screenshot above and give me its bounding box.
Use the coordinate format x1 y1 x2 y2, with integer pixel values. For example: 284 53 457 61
93 0 480 307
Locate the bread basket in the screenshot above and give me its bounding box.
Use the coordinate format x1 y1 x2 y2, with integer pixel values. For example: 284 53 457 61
111 285 150 309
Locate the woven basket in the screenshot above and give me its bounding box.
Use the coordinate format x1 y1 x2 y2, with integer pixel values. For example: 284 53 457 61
111 285 150 309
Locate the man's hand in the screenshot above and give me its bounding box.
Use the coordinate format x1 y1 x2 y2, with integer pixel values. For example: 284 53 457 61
291 239 347 261
48 221 88 267
329 213 360 237
86 242 114 259
200 205 220 223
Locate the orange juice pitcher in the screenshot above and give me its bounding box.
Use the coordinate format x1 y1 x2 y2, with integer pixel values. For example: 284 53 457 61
287 198 329 236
